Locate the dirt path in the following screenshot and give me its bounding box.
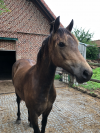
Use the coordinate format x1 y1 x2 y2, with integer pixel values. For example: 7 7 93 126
0 81 100 132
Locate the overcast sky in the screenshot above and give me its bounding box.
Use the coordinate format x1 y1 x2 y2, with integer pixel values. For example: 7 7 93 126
44 0 100 40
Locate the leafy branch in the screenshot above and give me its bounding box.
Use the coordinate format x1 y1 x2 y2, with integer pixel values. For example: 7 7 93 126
0 0 11 14
73 27 99 59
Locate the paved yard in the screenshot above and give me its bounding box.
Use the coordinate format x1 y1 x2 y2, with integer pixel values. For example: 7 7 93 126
0 80 67 94
0 82 100 133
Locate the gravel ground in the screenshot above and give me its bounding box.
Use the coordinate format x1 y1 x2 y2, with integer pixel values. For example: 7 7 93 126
0 82 100 133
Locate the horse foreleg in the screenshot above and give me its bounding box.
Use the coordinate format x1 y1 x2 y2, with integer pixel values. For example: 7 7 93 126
16 93 21 124
28 109 30 122
28 109 33 127
41 106 52 133
29 109 40 133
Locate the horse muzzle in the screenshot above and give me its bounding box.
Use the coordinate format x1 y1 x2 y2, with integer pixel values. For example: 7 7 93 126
75 68 93 83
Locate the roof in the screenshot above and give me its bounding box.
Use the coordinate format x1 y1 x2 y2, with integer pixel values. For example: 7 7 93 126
92 40 100 47
40 0 57 20
30 0 64 27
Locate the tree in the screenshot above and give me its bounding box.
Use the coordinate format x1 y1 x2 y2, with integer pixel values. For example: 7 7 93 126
73 27 94 43
73 27 99 60
0 0 11 14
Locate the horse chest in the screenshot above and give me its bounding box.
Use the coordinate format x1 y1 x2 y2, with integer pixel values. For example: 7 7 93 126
37 88 56 115
36 97 52 116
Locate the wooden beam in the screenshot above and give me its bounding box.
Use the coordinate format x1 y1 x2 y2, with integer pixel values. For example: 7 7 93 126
0 37 18 41
88 62 100 67
90 79 100 83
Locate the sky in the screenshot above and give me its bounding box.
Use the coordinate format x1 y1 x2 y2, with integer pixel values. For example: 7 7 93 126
44 0 100 40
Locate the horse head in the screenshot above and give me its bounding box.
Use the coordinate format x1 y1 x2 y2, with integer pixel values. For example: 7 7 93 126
49 16 92 83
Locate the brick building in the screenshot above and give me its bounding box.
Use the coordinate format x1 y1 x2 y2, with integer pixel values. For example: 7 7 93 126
92 40 100 47
0 0 63 79
92 40 100 58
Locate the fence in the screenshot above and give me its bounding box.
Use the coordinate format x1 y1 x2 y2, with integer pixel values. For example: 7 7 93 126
62 70 78 86
62 62 100 86
62 42 87 86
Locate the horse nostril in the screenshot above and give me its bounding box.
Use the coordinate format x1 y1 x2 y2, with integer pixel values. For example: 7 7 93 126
91 71 93 77
83 70 89 79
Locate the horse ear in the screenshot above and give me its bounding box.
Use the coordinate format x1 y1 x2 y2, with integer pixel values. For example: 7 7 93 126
49 16 60 33
54 16 60 33
66 19 74 32
49 20 55 33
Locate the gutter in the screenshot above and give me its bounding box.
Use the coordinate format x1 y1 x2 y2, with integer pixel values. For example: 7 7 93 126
79 42 93 47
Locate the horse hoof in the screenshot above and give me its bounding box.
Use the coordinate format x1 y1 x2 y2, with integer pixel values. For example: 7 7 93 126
29 123 33 128
16 119 21 124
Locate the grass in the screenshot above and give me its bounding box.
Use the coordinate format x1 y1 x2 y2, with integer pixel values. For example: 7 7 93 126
79 67 100 90
55 74 61 80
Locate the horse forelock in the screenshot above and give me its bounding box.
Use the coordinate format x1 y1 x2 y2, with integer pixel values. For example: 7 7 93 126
57 28 79 44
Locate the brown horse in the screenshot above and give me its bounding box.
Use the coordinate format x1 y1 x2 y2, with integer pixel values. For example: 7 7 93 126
12 16 92 133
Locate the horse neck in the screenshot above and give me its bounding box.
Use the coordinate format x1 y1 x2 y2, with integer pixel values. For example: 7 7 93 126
36 56 56 88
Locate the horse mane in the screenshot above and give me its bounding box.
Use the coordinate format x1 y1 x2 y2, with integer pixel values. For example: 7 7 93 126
37 36 50 65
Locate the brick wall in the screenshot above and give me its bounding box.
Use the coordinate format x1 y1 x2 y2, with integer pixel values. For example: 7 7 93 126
16 33 47 61
0 0 50 62
0 40 16 50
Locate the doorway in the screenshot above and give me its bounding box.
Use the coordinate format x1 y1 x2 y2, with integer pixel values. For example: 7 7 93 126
0 51 16 80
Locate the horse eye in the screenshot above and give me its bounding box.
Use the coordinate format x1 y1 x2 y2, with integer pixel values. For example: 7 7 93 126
58 42 65 47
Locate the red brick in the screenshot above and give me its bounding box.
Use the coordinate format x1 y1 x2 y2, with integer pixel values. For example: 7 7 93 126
0 0 50 62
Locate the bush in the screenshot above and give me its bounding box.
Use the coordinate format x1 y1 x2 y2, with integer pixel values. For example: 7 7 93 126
86 44 99 60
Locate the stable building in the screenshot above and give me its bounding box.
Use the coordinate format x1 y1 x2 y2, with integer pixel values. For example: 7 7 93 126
0 0 63 80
